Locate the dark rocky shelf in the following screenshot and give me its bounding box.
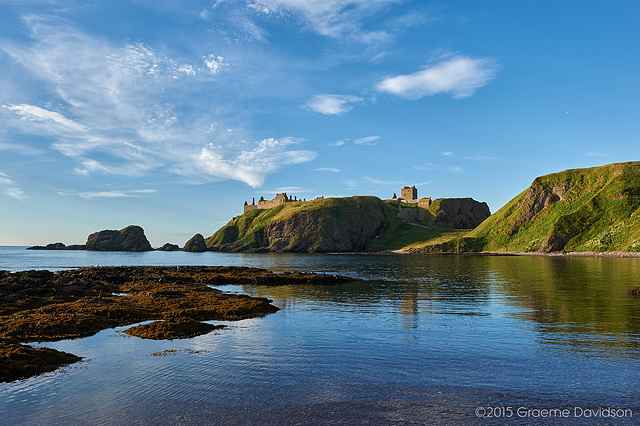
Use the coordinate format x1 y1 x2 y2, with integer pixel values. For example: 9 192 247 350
0 266 360 382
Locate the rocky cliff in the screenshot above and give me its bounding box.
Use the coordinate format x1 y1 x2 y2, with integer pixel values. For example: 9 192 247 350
206 196 399 253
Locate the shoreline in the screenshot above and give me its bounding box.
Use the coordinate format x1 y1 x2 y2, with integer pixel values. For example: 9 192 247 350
385 249 640 258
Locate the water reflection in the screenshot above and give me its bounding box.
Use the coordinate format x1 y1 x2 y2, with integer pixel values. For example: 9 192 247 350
223 255 640 354
2 250 640 423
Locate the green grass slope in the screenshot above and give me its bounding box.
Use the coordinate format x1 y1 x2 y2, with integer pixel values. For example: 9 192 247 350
207 195 490 253
206 196 403 253
422 161 640 253
368 198 489 250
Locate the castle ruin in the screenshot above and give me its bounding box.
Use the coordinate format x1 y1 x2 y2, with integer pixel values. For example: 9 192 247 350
392 186 432 208
242 186 431 216
244 193 302 213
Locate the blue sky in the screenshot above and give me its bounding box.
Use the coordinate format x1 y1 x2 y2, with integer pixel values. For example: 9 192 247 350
1 0 639 246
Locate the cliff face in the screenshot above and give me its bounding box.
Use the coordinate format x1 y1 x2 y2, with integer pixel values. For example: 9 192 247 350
206 196 398 253
427 198 491 229
430 161 640 253
85 225 153 252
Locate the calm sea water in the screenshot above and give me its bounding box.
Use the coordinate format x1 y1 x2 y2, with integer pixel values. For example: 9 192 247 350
1 247 639 424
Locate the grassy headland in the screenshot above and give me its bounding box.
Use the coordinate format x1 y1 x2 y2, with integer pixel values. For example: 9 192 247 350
206 196 489 253
416 161 640 253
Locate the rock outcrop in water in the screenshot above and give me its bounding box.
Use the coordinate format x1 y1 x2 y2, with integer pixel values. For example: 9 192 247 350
85 225 153 252
156 243 181 251
28 225 153 252
0 266 359 382
183 234 207 252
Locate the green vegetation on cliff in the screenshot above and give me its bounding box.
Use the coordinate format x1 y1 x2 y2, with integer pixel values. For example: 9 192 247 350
368 198 489 251
206 196 490 253
419 161 640 253
206 196 399 252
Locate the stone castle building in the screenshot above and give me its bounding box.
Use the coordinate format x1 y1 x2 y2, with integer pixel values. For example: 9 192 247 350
243 186 431 216
401 185 418 201
392 186 432 208
244 193 302 213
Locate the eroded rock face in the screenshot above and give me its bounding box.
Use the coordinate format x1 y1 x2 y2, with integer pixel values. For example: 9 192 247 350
183 234 207 252
85 225 153 252
509 181 571 236
431 198 491 229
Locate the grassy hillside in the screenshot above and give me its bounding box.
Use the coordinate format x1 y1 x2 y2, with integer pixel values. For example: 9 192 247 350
368 198 489 250
419 161 640 253
207 195 489 253
206 196 403 252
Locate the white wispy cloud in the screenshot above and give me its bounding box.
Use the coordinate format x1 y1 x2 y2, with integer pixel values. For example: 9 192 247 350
248 0 402 41
0 142 44 156
203 54 227 74
3 104 87 132
415 163 467 174
306 94 363 115
57 189 158 199
354 135 380 145
0 171 25 200
1 17 315 187
259 186 314 194
441 151 500 161
364 176 403 185
584 151 609 158
198 137 316 187
313 167 341 172
376 54 499 99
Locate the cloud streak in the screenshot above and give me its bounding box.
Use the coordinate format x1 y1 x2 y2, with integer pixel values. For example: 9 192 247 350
354 136 380 145
0 171 25 200
248 0 402 42
1 16 315 187
377 54 499 99
306 94 363 115
199 138 316 188
58 189 158 199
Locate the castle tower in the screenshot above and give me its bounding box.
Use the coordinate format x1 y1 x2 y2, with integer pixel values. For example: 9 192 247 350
401 186 417 201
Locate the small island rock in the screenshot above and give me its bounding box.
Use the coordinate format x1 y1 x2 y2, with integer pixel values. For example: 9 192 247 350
183 234 207 252
156 243 181 251
85 225 153 252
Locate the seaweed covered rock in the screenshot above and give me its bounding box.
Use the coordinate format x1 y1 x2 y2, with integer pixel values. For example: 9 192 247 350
85 225 152 252
124 319 225 340
0 341 82 382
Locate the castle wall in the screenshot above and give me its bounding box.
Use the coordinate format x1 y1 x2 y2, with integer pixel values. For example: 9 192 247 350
244 193 296 213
